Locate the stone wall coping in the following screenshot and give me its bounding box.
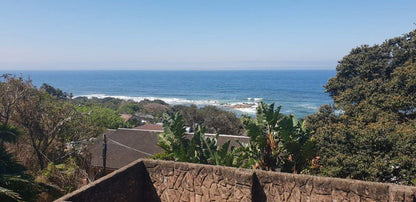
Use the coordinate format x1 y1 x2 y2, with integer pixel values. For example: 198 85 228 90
143 158 416 192
141 158 254 174
254 168 416 191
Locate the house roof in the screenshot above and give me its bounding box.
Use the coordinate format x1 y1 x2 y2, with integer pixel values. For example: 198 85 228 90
133 124 163 131
88 128 249 170
89 129 162 170
119 114 133 122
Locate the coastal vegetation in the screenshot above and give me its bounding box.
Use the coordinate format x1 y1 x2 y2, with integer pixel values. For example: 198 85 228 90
154 113 235 166
73 95 244 135
171 104 244 135
0 75 97 201
1 28 415 200
306 29 416 185
154 102 315 174
154 29 416 185
236 102 314 173
0 74 247 200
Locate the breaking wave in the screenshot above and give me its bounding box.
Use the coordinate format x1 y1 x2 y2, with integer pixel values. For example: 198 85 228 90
74 94 323 117
75 94 260 115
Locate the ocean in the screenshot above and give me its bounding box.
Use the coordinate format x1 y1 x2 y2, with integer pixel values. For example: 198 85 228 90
3 70 335 118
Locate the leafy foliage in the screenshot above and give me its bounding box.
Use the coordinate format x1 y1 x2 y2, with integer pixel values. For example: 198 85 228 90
16 90 78 170
235 102 284 171
117 101 141 114
279 114 315 173
39 158 88 194
155 112 235 166
0 75 98 200
0 124 19 145
0 127 48 202
171 105 244 135
72 96 124 111
236 102 315 172
0 74 32 126
157 103 315 173
307 29 416 185
76 105 124 130
40 83 72 99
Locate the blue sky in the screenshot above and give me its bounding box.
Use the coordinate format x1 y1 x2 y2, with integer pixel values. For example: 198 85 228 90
1 0 415 70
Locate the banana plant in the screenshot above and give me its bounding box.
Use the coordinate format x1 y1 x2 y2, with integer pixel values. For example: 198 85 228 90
156 112 235 166
157 112 197 162
236 102 315 173
235 102 285 171
200 134 235 166
279 115 315 173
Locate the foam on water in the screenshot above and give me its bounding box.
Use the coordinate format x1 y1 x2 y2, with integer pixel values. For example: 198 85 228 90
75 94 323 117
76 94 260 115
77 94 221 105
230 106 258 115
297 103 319 110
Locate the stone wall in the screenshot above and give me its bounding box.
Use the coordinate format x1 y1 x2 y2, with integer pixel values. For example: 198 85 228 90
56 159 416 202
143 159 252 202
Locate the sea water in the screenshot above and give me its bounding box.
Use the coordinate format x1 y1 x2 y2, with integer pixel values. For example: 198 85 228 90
3 70 335 118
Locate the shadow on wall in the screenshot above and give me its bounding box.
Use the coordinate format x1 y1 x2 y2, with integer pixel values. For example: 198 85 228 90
141 165 161 202
252 173 267 202
56 161 160 202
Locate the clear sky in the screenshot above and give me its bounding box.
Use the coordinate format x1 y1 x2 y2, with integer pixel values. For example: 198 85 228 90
1 0 415 70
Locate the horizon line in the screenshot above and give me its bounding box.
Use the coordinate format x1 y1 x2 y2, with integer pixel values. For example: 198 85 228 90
2 68 336 72
2 66 336 71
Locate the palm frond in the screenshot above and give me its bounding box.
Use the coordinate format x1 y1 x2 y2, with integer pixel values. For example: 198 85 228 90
0 186 23 202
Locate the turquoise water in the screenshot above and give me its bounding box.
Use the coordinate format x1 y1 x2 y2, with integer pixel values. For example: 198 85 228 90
3 70 335 117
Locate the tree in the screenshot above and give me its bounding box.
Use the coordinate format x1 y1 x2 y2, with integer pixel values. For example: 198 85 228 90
0 125 62 202
40 83 71 99
0 76 99 199
0 74 32 126
76 105 124 130
0 125 43 201
171 105 244 135
171 105 198 128
325 29 416 122
117 101 141 114
16 90 76 170
308 29 416 185
196 106 244 135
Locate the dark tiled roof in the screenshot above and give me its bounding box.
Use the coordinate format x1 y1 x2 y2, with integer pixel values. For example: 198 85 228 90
185 133 249 149
89 129 162 170
88 129 249 170
133 124 163 131
119 114 133 121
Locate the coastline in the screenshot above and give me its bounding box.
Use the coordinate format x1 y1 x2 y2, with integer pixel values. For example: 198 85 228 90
3 70 334 118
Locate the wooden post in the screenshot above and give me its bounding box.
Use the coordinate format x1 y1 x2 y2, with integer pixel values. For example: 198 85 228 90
102 133 107 174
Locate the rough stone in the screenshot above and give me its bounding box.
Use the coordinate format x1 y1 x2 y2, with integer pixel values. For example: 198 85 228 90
56 159 416 202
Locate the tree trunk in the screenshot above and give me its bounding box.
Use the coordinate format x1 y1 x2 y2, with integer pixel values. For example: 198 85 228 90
34 147 45 170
